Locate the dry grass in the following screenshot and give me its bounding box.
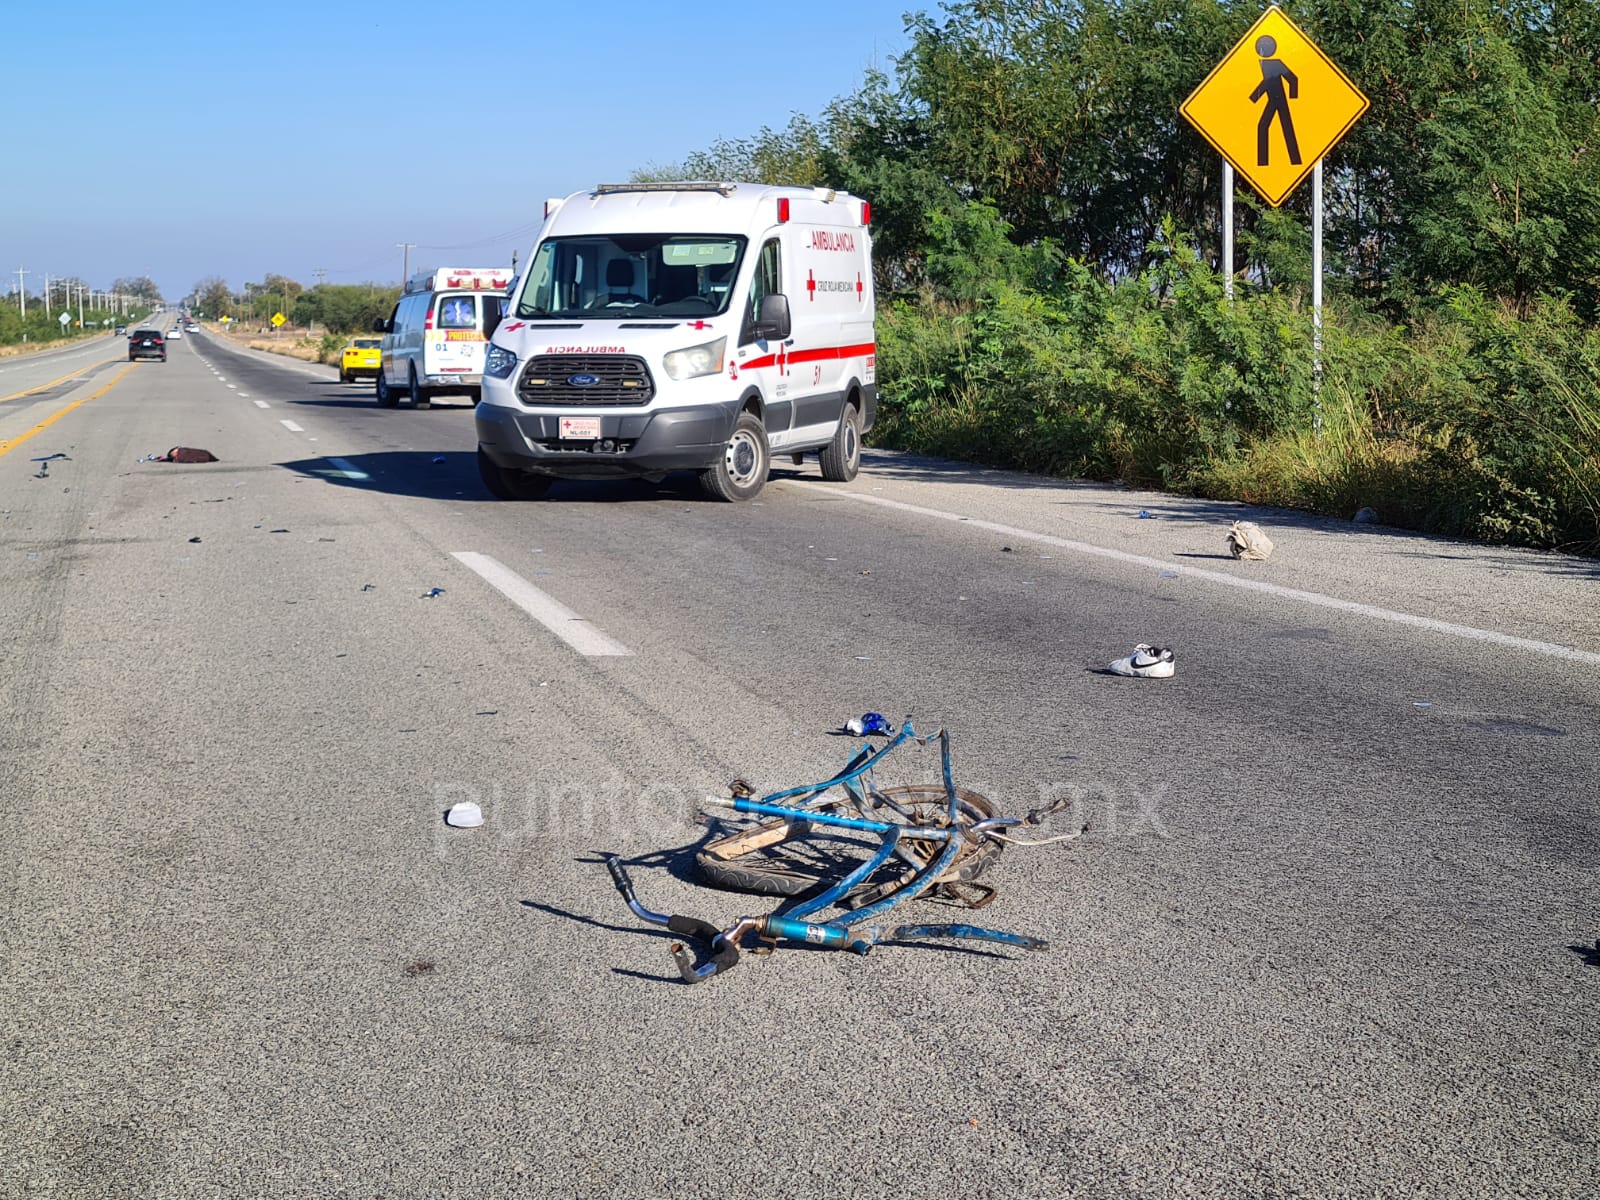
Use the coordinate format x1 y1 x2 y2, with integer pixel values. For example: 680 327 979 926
208 323 325 364
0 332 118 359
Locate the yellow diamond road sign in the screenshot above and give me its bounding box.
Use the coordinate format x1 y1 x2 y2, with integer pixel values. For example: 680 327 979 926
1181 5 1368 207
271 312 286 327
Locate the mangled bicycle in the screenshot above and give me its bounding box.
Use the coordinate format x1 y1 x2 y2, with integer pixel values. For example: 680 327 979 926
604 719 1084 983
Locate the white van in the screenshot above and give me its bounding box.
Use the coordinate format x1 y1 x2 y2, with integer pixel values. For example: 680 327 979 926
475 182 876 501
375 267 512 409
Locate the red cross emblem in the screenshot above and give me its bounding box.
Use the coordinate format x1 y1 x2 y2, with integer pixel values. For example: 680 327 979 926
806 270 817 302
775 342 788 375
855 274 863 298
686 320 711 330
503 321 525 333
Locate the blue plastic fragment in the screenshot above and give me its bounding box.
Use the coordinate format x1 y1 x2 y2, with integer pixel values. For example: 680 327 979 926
846 712 895 736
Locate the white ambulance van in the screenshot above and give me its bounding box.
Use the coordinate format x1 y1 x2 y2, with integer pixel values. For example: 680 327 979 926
375 266 512 409
475 182 875 501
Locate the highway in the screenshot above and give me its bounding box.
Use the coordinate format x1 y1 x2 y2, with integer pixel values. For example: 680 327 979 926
3 327 1596 1198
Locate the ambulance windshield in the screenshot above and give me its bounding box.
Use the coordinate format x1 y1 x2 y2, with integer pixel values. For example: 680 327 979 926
515 234 745 320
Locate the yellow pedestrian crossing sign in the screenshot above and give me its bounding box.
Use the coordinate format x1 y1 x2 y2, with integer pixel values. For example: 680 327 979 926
1181 6 1368 207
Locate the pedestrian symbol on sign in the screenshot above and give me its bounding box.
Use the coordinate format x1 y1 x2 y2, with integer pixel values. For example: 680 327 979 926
1250 36 1300 166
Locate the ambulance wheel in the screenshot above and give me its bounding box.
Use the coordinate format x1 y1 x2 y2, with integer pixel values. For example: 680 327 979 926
478 449 553 501
700 411 769 502
818 401 862 482
376 373 398 408
409 368 431 410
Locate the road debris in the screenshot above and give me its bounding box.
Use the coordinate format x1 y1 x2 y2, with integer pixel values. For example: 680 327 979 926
1107 644 1175 678
1353 507 1379 524
422 587 445 598
445 801 483 828
1227 521 1274 561
845 712 895 736
144 447 220 463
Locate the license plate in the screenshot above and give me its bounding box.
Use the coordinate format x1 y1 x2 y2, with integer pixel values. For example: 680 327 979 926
558 416 601 440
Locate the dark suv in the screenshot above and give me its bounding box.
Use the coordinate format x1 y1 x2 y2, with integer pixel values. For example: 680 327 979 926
128 329 166 362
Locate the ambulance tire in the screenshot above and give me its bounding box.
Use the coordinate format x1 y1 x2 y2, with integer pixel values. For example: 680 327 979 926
408 368 431 410
818 400 862 483
477 449 554 501
375 372 398 408
700 410 769 502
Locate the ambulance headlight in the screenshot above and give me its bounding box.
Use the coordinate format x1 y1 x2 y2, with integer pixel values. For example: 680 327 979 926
662 337 726 381
484 344 519 380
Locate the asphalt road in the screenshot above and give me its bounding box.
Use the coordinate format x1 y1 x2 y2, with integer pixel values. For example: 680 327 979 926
3 329 1596 1199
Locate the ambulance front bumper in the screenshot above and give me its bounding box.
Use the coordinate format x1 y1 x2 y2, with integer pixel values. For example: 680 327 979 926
475 402 739 478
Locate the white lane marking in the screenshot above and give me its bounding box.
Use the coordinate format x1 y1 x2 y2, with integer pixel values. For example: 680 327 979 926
807 485 1600 667
238 393 249 398
253 400 270 409
217 377 226 382
280 419 305 432
327 457 368 480
451 551 632 657
227 384 237 390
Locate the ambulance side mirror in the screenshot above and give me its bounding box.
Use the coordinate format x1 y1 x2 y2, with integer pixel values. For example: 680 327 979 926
754 293 791 341
482 296 504 340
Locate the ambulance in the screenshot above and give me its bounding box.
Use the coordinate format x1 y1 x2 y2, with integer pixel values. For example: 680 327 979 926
374 266 512 408
474 182 875 501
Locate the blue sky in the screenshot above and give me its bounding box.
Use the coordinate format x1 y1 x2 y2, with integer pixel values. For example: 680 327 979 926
4 0 922 301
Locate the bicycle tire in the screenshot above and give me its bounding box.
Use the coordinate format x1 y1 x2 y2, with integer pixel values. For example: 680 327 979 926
694 784 1004 902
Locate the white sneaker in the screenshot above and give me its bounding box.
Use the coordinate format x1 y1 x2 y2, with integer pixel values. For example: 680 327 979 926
1108 643 1175 678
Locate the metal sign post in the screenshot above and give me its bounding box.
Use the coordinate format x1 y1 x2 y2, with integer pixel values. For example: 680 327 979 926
1223 163 1235 300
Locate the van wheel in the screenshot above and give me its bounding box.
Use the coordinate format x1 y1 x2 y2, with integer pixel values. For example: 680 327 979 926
818 401 862 482
478 449 553 500
409 368 431 410
376 373 398 408
700 411 770 502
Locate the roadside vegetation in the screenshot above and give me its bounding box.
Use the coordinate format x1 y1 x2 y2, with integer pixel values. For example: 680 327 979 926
638 0 1600 554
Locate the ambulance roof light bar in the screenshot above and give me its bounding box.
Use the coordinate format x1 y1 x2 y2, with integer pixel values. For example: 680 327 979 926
593 181 739 197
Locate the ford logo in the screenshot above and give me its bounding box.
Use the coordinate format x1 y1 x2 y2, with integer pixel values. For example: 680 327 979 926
567 373 600 387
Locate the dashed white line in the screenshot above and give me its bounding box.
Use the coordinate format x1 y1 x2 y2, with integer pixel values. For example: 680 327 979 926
253 400 270 409
280 419 305 432
451 551 632 657
808 485 1600 667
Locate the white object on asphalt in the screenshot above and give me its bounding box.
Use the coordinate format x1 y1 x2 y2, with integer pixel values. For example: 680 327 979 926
1227 521 1274 561
445 802 483 828
1108 644 1175 678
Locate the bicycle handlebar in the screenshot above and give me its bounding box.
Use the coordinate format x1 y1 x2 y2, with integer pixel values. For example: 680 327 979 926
605 856 742 983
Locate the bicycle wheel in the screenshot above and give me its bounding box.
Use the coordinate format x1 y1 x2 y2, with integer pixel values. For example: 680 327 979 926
693 784 1003 902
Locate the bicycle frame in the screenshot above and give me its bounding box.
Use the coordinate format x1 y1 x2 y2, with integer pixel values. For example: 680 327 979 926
605 720 1049 983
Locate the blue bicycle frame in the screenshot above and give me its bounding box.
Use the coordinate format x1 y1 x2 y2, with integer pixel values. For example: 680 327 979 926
605 720 1049 983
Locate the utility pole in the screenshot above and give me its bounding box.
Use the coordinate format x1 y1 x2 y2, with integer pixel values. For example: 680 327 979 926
14 267 28 318
396 242 416 286
77 282 84 330
314 268 327 285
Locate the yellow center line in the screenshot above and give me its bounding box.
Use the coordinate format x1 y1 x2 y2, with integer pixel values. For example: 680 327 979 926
0 355 123 405
0 364 137 458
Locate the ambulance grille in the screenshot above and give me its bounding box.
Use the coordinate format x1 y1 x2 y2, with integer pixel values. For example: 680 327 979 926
517 355 654 406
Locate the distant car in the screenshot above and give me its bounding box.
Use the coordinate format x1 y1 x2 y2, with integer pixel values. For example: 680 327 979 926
129 329 166 362
339 337 382 383
166 327 183 339
184 322 198 333
114 325 127 335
